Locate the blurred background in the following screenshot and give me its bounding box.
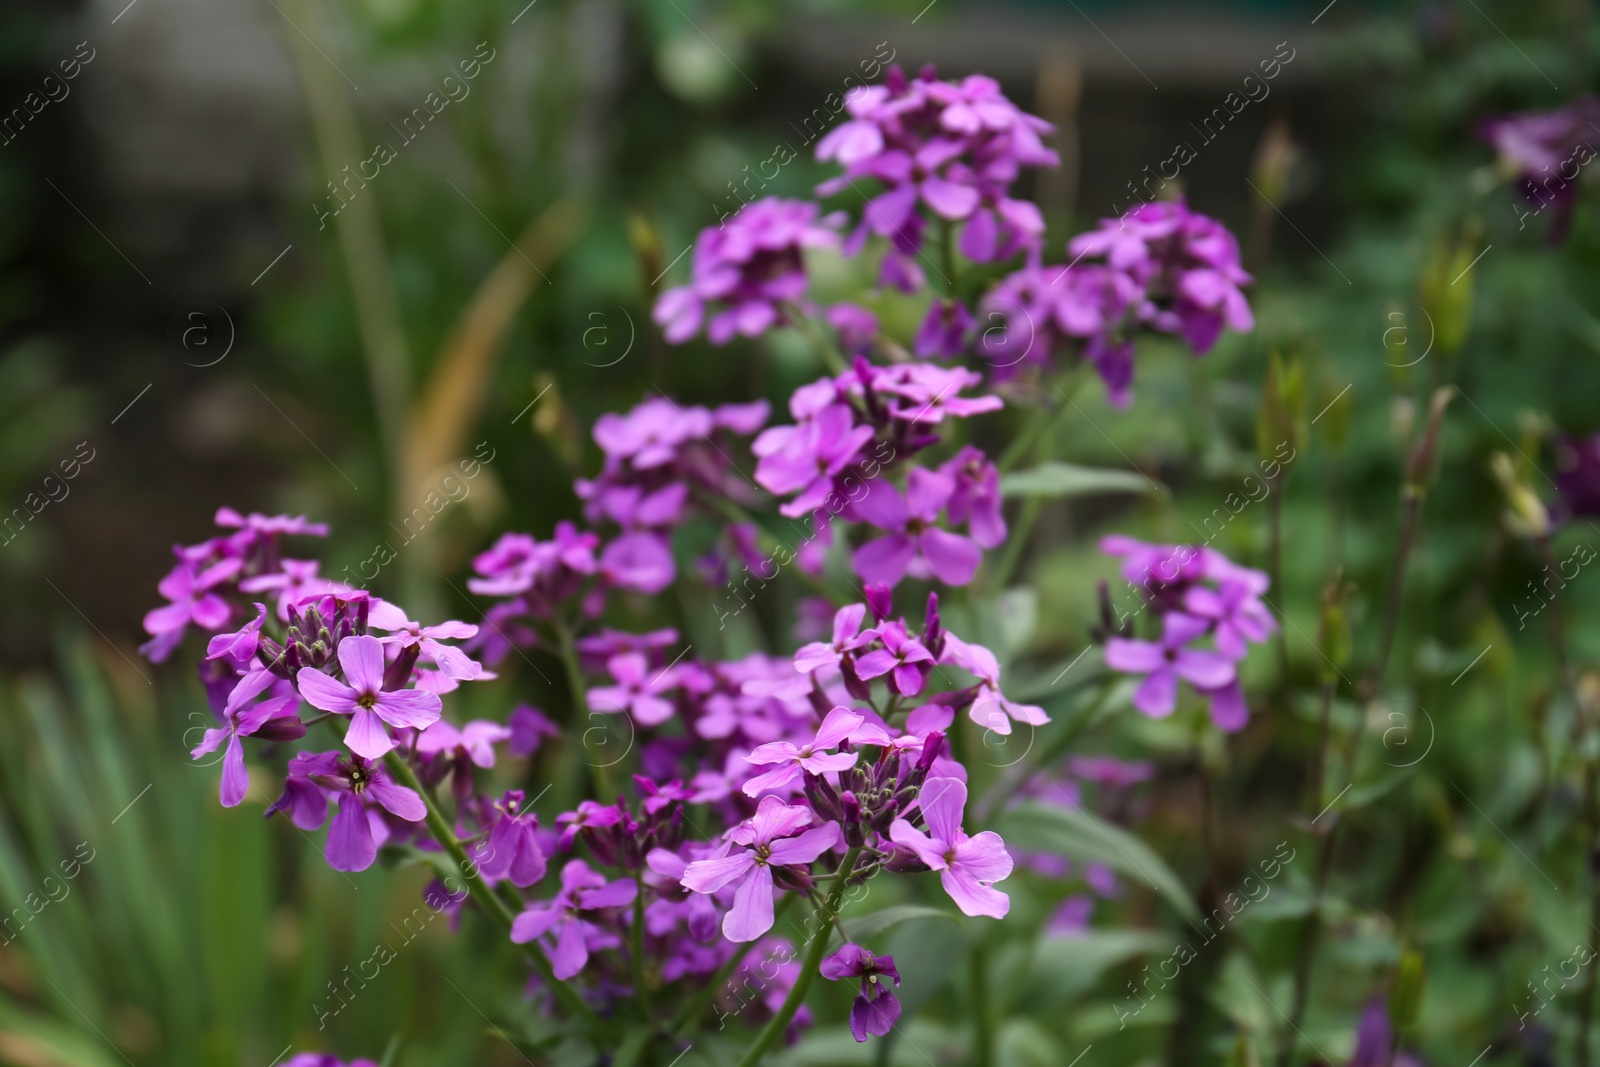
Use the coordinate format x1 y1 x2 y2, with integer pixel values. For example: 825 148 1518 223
1 0 1597 1063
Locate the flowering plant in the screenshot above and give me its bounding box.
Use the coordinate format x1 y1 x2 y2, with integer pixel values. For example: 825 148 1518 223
142 64 1267 1065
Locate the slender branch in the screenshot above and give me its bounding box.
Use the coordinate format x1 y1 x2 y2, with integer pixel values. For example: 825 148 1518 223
735 846 864 1067
381 753 603 1036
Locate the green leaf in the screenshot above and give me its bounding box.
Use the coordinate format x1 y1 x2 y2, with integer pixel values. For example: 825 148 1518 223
996 802 1198 921
835 904 960 946
1025 930 1173 1008
1000 461 1162 499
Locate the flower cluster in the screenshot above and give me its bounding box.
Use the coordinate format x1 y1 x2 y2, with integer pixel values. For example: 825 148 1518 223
653 198 841 345
752 359 1005 587
982 200 1254 404
653 66 1252 415
1098 536 1275 731
140 64 1276 1061
473 394 768 661
816 66 1057 282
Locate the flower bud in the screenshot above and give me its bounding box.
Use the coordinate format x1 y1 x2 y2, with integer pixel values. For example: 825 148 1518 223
1388 950 1426 1035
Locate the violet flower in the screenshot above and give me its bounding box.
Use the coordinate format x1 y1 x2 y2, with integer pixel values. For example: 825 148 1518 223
681 796 841 942
889 776 1012 918
191 676 305 807
820 942 902 1042
742 706 881 797
793 603 877 674
510 859 637 979
477 789 548 888
295 635 443 760
267 751 427 873
587 651 680 727
1103 612 1235 718
852 471 983 588
141 557 240 662
653 197 840 345
854 621 935 696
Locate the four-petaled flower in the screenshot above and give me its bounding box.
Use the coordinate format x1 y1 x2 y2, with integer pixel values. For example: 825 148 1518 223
852 471 983 588
890 776 1012 918
854 621 935 697
820 942 903 1042
1103 612 1235 718
295 635 443 760
682 796 841 942
742 706 884 797
586 651 680 726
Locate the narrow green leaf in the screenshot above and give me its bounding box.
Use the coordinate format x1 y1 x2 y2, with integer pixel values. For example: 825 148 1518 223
995 802 1198 921
1000 461 1162 499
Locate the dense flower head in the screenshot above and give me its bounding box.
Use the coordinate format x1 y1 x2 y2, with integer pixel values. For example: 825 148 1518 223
979 201 1254 405
816 65 1057 270
654 197 841 345
1098 536 1275 731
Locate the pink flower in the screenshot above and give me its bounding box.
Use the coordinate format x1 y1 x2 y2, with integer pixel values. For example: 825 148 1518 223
889 776 1012 918
587 651 679 726
854 621 934 696
369 601 487 683
940 632 1049 736
742 706 882 797
1103 612 1235 718
141 557 240 662
794 603 877 674
295 635 443 759
681 797 841 942
852 471 983 588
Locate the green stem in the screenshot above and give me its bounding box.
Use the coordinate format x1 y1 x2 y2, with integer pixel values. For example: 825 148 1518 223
553 617 615 798
735 847 864 1067
971 937 995 1067
783 301 847 375
381 753 604 1037
631 871 654 1024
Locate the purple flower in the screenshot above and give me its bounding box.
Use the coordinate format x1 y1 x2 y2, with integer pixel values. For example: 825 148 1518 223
190 675 304 807
1067 200 1254 356
508 704 561 757
889 776 1012 918
653 198 840 345
295 635 443 760
681 796 840 942
754 403 875 518
940 447 1006 549
914 298 973 358
820 942 902 1042
599 531 677 595
816 68 1057 264
369 602 487 685
510 859 637 979
1104 612 1235 718
1480 96 1600 240
587 651 679 727
478 790 548 888
141 557 241 662
267 751 426 872
556 799 625 851
743 706 880 797
940 631 1049 735
1182 572 1275 660
285 1056 379 1067
852 471 983 588
794 603 877 674
214 507 330 537
854 621 935 696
